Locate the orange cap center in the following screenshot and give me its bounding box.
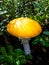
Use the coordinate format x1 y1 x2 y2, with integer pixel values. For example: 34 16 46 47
7 17 42 38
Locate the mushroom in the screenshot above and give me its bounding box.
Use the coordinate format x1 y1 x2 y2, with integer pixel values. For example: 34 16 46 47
7 17 42 55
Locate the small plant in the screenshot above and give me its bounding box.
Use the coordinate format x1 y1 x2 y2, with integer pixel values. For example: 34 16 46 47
33 0 49 24
32 31 49 47
0 45 26 65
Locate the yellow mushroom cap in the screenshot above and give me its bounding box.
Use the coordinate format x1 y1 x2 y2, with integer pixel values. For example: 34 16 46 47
7 17 42 38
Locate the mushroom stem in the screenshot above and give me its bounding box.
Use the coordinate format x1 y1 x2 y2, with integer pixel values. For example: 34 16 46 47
21 38 31 55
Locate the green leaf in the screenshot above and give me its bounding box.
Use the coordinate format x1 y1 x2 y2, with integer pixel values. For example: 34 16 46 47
6 55 13 64
19 55 26 64
7 45 13 55
40 38 46 46
32 38 39 45
16 60 20 65
42 47 46 53
0 55 5 63
26 54 33 60
1 47 7 56
14 49 24 57
44 43 49 47
40 38 49 47
43 31 49 36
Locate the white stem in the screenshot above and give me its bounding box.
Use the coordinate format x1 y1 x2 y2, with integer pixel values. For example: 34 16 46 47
21 38 31 55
